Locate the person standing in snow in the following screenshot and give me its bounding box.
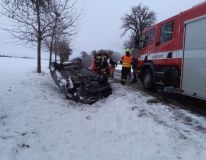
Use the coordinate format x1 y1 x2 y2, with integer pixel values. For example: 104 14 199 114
120 48 132 85
109 58 117 78
131 57 138 83
93 51 109 75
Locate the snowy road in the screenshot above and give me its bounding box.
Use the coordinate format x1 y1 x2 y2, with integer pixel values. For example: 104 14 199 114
1 57 206 160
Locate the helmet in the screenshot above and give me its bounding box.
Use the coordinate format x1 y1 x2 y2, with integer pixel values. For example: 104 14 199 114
125 48 130 53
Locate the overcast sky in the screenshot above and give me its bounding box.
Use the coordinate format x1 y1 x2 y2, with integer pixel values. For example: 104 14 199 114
0 0 204 58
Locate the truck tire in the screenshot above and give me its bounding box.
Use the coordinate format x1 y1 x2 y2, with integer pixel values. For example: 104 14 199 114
143 69 153 90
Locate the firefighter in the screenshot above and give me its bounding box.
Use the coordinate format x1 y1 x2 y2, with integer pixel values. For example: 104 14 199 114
109 58 117 78
131 57 138 83
120 48 132 85
94 51 109 75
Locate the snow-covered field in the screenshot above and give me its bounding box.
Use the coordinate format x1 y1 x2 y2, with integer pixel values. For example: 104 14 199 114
1 57 206 160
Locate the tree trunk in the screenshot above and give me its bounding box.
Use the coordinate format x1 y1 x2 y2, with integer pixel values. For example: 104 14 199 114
135 34 141 49
36 2 42 73
49 31 55 68
54 36 57 62
54 51 57 62
37 39 41 73
49 42 53 69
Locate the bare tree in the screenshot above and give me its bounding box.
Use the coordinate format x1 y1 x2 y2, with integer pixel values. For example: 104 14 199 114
123 34 135 49
90 50 97 57
80 51 88 57
0 0 79 73
54 38 72 64
121 4 156 48
44 0 80 68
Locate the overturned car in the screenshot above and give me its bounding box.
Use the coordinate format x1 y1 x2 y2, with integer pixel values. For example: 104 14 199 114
50 59 112 104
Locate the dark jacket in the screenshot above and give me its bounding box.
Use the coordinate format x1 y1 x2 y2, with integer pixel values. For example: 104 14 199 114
131 58 138 70
109 59 117 67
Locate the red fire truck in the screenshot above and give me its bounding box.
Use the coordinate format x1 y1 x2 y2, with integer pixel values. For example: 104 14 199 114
135 2 206 100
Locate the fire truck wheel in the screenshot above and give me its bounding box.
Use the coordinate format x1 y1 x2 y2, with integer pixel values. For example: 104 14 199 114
143 69 153 90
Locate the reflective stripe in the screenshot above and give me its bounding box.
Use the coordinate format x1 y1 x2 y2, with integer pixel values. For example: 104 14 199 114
139 50 183 61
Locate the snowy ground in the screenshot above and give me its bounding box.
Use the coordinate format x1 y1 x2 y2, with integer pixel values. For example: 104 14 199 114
1 57 206 160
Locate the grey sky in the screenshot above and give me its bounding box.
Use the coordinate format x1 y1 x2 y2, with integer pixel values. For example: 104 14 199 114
0 0 204 58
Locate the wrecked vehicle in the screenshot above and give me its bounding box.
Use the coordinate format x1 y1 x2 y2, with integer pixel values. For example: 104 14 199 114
50 59 112 104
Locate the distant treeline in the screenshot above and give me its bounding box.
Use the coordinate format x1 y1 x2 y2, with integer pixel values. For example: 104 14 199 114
0 54 35 59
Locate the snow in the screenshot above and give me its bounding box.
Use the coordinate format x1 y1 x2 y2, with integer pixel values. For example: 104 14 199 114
116 64 122 70
1 57 206 160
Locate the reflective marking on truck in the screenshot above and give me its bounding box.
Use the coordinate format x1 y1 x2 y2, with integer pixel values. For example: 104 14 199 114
138 50 183 61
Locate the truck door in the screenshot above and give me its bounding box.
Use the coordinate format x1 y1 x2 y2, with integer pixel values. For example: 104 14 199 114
182 15 206 100
147 27 157 56
139 31 149 60
154 18 177 62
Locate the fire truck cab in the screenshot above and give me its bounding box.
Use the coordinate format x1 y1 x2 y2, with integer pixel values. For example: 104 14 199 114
136 2 206 100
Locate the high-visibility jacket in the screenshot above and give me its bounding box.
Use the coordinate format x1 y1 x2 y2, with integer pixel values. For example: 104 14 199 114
121 55 132 68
